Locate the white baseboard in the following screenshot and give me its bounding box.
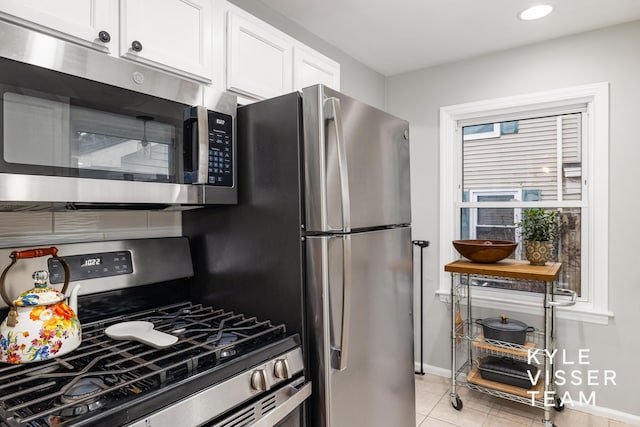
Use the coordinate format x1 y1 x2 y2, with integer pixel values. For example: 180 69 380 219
413 363 640 425
566 402 640 425
414 361 450 378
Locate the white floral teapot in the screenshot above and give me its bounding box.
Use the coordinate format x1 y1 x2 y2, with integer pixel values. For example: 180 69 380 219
0 247 81 364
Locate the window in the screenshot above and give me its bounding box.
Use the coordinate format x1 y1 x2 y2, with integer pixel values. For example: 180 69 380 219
439 83 611 324
466 190 521 241
463 114 583 295
463 123 500 140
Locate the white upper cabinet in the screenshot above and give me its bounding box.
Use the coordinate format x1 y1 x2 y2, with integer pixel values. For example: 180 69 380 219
222 3 340 102
0 0 118 53
0 0 212 82
226 8 292 100
293 46 340 92
120 0 212 82
0 0 340 92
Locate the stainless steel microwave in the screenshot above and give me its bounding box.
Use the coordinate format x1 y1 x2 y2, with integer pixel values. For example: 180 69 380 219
0 20 236 211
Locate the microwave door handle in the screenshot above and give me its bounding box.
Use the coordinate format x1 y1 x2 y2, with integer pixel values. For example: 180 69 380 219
324 97 351 232
331 235 352 371
195 106 209 184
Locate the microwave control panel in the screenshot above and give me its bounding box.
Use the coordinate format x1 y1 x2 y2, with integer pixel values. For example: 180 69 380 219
184 107 233 187
207 110 233 186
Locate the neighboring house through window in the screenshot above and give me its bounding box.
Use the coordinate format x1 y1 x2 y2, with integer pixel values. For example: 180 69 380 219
439 83 611 324
465 189 521 241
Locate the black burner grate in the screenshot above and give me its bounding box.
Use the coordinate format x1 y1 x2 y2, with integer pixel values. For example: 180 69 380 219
0 302 292 427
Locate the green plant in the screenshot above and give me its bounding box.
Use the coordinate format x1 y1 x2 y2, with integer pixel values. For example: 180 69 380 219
516 208 559 242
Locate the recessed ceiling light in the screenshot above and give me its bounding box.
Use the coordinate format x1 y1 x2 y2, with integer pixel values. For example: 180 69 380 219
518 4 553 21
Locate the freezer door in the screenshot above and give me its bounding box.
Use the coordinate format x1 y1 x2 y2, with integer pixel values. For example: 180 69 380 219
302 85 411 232
306 227 415 427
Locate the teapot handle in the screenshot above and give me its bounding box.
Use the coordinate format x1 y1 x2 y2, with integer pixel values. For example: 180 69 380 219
0 247 70 306
12 247 59 259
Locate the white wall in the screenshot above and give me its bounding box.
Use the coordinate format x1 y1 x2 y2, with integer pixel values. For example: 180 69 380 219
386 20 640 418
227 0 387 109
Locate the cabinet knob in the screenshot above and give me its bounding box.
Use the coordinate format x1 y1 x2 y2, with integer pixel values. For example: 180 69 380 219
98 30 111 43
131 40 143 52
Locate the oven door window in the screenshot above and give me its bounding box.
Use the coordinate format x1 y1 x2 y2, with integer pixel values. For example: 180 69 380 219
0 57 181 183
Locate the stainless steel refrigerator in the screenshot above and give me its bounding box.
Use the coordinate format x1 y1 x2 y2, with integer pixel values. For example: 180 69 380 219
184 85 415 426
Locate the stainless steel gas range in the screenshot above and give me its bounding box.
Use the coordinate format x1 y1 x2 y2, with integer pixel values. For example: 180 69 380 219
0 238 310 427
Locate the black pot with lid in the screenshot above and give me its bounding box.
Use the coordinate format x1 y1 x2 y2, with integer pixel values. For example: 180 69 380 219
475 315 534 345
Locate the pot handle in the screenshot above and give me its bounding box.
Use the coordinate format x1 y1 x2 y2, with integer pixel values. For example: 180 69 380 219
526 326 535 333
0 247 70 306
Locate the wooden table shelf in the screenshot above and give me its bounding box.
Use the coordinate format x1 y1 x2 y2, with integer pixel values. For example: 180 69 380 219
445 259 573 426
444 259 561 282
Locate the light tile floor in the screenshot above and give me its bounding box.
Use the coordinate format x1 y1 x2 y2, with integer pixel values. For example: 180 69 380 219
415 374 638 427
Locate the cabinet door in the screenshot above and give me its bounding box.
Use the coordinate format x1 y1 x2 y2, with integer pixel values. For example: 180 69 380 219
293 46 340 91
0 0 117 53
226 10 293 100
120 0 212 82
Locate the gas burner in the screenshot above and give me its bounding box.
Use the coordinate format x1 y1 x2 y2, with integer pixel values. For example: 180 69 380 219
58 378 107 416
170 320 189 334
26 364 60 377
207 332 238 358
207 331 238 345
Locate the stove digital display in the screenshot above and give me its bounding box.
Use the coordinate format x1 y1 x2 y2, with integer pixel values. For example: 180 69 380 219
81 256 103 267
48 251 133 283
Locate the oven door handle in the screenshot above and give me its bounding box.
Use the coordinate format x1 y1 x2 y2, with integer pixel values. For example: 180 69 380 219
252 381 312 427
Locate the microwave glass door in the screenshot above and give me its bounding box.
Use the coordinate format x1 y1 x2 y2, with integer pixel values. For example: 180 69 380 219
0 57 183 183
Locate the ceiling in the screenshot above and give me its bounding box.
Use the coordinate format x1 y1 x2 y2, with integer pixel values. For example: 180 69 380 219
264 0 640 76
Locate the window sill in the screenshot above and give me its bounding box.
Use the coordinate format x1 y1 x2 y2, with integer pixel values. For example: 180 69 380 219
436 288 613 325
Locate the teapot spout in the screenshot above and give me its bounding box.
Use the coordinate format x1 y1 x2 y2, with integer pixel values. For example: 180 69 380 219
67 284 81 312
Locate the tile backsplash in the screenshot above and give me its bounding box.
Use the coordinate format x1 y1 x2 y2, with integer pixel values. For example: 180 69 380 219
0 211 181 248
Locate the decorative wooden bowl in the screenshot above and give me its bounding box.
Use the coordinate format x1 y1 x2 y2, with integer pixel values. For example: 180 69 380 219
452 240 517 263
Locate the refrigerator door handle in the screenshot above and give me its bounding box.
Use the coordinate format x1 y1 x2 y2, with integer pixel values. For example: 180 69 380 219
324 96 351 232
331 235 352 371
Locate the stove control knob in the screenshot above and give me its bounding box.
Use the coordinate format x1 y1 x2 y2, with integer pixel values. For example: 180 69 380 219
273 359 291 379
250 369 269 391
